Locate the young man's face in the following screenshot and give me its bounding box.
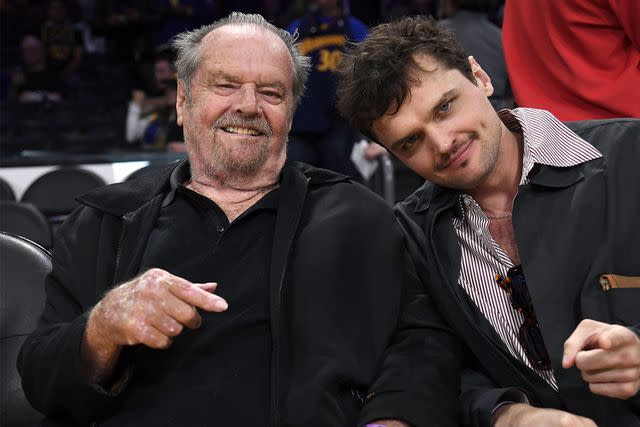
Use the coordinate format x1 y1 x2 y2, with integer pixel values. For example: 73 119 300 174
371 55 504 191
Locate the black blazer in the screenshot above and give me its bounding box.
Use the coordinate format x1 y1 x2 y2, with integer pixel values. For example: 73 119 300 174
396 118 640 426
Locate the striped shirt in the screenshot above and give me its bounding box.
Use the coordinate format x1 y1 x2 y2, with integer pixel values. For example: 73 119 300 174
453 108 602 389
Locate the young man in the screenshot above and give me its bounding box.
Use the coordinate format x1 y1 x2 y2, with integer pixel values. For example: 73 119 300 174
18 13 460 427
337 16 640 427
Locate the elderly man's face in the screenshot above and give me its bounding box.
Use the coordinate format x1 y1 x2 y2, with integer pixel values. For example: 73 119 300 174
177 24 294 181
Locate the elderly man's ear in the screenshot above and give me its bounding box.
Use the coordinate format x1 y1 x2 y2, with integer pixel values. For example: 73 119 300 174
176 80 186 127
469 56 494 97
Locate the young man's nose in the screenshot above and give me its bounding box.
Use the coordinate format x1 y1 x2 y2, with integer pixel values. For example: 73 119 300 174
426 126 454 155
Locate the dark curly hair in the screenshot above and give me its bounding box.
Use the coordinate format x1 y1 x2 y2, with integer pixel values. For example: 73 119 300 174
336 16 474 141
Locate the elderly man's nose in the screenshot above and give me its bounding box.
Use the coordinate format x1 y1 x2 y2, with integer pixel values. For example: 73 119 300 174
235 85 259 116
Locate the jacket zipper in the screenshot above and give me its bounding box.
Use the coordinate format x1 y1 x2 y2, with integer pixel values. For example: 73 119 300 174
112 215 128 286
269 173 309 427
270 259 288 427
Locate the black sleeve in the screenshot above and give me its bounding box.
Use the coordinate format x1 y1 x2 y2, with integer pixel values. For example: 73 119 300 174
460 368 528 427
17 207 127 423
359 240 464 427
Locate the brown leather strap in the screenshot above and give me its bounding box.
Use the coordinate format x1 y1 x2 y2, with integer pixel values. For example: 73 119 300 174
600 274 640 290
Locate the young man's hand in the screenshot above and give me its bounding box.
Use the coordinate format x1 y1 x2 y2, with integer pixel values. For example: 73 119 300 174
563 319 640 399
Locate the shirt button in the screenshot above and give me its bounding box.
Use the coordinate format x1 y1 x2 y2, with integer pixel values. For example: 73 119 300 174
216 225 225 233
474 227 483 236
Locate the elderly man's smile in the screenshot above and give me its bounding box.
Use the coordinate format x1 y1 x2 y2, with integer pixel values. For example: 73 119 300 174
220 126 263 136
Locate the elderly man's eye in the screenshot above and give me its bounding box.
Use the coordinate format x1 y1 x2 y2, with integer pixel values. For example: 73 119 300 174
213 82 237 90
262 90 282 99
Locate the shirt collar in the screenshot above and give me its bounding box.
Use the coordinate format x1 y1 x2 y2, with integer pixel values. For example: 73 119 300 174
162 159 279 211
497 108 602 185
455 108 602 220
160 159 191 207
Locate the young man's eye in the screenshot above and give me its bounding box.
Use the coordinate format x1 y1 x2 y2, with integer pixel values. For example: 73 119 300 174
439 100 452 113
401 134 419 150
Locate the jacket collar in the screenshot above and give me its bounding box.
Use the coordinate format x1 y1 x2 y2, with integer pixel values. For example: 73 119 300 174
408 109 603 214
411 162 587 215
527 163 586 188
76 159 350 217
410 181 459 214
498 108 601 185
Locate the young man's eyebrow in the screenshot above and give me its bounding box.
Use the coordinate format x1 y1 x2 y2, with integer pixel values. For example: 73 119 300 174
429 89 456 115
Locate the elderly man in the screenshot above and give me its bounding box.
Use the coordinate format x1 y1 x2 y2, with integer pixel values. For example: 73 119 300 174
337 16 640 427
18 13 460 427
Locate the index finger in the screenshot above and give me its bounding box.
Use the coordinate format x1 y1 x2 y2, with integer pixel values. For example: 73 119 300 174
165 275 228 312
595 325 637 351
563 319 608 368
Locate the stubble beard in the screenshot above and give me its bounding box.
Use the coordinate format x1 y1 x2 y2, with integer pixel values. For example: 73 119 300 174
185 116 285 182
438 123 502 191
454 121 503 192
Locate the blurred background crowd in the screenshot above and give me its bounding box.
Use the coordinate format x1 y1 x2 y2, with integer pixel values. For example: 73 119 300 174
1 0 637 241
0 0 515 251
0 0 506 158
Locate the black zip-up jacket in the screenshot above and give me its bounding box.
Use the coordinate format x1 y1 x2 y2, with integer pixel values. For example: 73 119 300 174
18 161 462 427
395 119 640 426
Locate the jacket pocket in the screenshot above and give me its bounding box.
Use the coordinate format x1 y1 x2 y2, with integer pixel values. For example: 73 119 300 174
600 274 640 325
600 274 640 290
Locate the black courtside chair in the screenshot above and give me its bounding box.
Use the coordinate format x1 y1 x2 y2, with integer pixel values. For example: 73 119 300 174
0 177 16 202
0 202 53 250
0 232 50 426
21 167 106 223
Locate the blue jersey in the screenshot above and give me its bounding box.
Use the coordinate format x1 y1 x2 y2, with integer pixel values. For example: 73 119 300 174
288 15 368 133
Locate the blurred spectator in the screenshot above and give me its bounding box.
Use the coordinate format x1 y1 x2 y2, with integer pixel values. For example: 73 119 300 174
92 0 156 64
41 0 84 76
130 50 175 107
74 0 106 55
439 0 512 109
218 0 267 18
287 0 367 178
9 34 65 102
1 0 48 69
126 52 184 151
153 0 216 49
383 0 439 21
503 0 640 120
275 0 305 27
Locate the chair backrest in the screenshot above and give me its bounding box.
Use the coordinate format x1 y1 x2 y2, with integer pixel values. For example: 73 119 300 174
0 202 53 249
0 232 50 426
21 167 106 218
124 163 173 182
0 177 16 201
